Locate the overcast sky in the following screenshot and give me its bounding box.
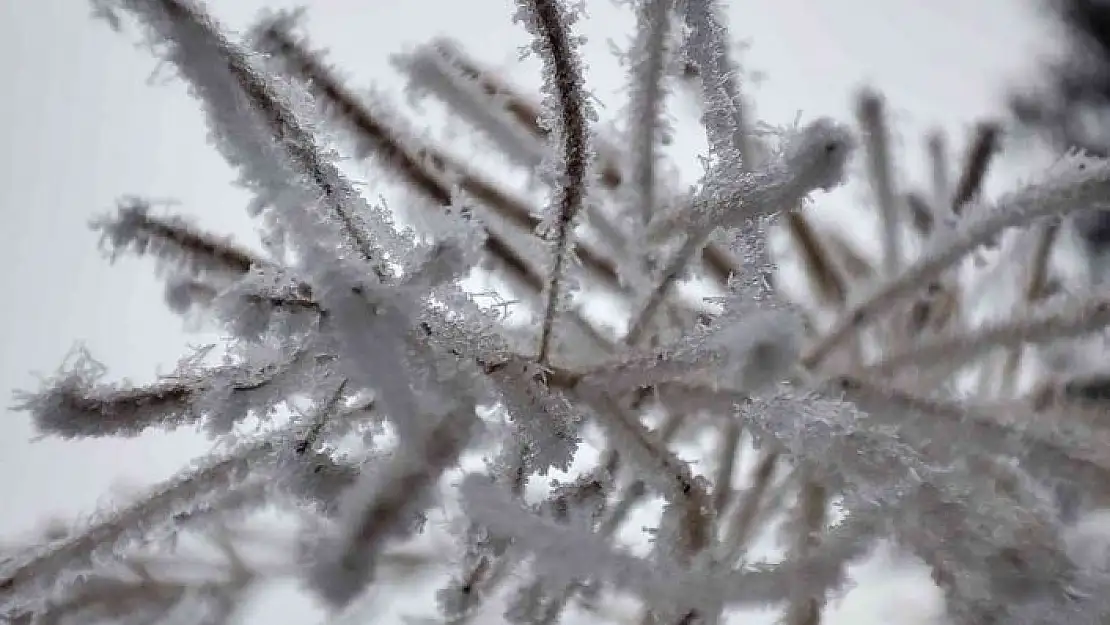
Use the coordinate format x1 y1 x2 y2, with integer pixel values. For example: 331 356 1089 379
0 0 1061 623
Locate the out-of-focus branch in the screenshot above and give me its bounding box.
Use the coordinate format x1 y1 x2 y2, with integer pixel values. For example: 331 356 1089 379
398 35 742 286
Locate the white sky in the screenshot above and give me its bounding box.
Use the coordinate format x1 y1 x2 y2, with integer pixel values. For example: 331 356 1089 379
0 0 1063 623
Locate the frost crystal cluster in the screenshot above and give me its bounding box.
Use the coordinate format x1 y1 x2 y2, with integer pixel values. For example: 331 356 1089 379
9 1 1110 624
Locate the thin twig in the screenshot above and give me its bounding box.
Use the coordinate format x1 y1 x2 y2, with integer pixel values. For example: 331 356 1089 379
517 0 593 365
952 122 1002 216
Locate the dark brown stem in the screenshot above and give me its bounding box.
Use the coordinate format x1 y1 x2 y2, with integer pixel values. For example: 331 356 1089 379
521 0 592 365
952 122 1002 215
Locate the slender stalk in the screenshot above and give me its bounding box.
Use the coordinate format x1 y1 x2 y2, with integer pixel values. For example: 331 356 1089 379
514 0 592 365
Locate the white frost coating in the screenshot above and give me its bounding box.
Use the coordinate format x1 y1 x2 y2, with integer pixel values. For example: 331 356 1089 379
12 345 313 438
644 118 853 244
0 433 284 614
704 308 805 393
308 407 478 607
457 472 863 613
578 309 803 395
806 152 1110 370
105 0 406 293
622 0 674 225
696 118 854 232
487 356 581 475
107 0 476 446
457 473 716 613
627 119 853 345
402 238 473 291
91 198 261 280
680 0 749 168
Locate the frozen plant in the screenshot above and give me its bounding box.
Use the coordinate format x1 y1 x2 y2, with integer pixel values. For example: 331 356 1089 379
8 0 1110 624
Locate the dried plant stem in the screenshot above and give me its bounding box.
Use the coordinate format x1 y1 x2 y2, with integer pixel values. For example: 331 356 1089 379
668 10 838 625
625 233 707 345
452 411 688 625
310 408 477 607
782 210 866 364
783 478 828 625
255 21 624 292
927 130 951 210
835 375 1110 477
514 0 592 365
294 379 348 455
712 418 743 514
96 199 262 274
857 91 901 277
866 295 1110 377
680 0 752 165
802 168 1110 370
577 389 709 506
627 0 674 225
784 211 848 308
717 448 780 565
0 435 283 598
413 37 625 190
951 122 1002 215
255 19 623 359
405 35 744 287
999 219 1060 394
904 192 936 238
137 0 392 278
537 412 690 625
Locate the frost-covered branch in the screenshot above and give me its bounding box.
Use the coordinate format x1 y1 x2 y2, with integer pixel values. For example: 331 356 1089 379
804 153 1110 370
14 346 314 438
513 0 593 365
